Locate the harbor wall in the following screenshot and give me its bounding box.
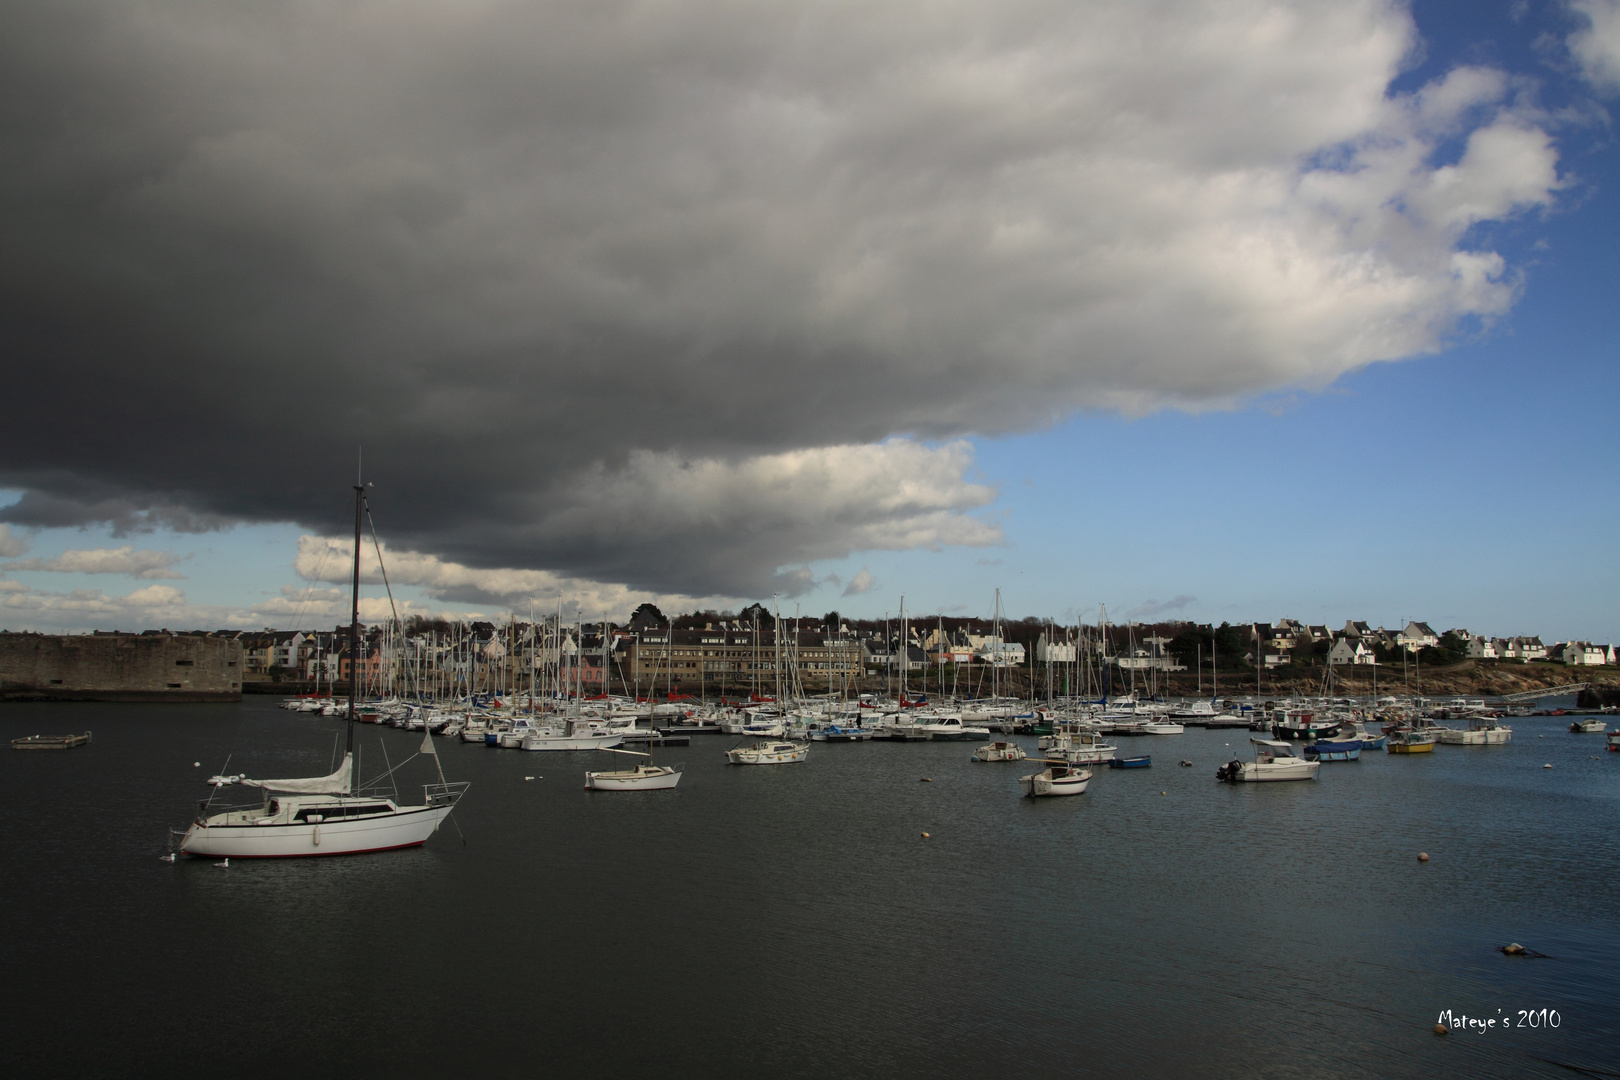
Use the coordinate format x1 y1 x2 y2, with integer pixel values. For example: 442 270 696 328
0 635 244 702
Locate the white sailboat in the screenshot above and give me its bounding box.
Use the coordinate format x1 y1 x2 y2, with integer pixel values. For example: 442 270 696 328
180 475 467 858
584 747 682 790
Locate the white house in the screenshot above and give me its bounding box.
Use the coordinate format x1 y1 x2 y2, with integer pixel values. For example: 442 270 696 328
1561 641 1609 666
1465 637 1498 660
1328 639 1377 666
1397 621 1439 651
976 641 1026 667
1035 633 1077 663
1500 636 1547 662
270 631 307 671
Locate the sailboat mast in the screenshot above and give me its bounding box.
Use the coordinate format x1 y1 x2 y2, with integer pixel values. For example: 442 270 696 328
346 476 363 763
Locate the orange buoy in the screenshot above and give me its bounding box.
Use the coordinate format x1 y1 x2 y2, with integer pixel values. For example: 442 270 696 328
1433 1023 1448 1036
1418 852 1430 862
921 831 931 839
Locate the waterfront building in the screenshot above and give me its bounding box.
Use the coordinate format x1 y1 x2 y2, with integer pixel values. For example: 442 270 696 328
622 627 863 686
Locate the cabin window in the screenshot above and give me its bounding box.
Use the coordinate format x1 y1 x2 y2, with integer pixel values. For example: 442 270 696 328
175 659 195 666
167 683 183 689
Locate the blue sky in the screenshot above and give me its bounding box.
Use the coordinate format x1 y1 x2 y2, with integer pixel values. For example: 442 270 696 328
0 1 1616 642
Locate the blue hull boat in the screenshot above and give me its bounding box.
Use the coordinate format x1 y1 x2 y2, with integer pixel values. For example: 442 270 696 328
1304 739 1362 761
1108 755 1151 768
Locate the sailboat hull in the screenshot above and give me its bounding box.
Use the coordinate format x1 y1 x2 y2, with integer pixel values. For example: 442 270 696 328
179 805 452 858
583 766 682 790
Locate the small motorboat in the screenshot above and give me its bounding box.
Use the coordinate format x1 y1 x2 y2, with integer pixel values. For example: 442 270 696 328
726 740 810 765
1019 764 1092 797
1387 728 1438 754
1107 755 1151 768
1216 738 1320 782
974 740 1028 762
1570 718 1606 733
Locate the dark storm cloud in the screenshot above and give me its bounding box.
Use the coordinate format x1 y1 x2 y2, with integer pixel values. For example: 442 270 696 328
0 1 1561 595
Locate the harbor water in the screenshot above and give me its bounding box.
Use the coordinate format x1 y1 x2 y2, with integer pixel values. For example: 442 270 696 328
4 697 1618 1078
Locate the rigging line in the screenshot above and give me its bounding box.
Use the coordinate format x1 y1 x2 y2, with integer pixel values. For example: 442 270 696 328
364 497 405 637
360 749 422 791
374 732 401 802
287 542 333 633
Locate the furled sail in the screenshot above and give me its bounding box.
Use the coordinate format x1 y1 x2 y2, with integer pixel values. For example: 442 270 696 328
237 753 353 795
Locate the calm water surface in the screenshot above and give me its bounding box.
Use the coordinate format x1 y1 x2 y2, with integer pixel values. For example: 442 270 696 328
4 698 1617 1078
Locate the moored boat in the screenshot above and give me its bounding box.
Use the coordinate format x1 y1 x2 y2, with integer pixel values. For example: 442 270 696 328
584 759 683 791
1439 717 1513 744
1216 738 1320 782
725 740 809 765
974 740 1028 762
1571 718 1606 733
1108 755 1151 768
1271 710 1342 741
1386 728 1438 754
1018 764 1092 796
178 477 467 858
1303 734 1362 761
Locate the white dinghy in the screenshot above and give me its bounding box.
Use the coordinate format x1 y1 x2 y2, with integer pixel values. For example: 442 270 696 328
1018 763 1092 797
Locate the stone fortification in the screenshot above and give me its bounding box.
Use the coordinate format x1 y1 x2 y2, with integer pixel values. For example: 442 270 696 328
0 634 243 702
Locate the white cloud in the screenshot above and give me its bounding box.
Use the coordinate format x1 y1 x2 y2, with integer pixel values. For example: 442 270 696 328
1570 0 1620 93
843 567 876 597
0 525 28 558
2 545 185 579
293 535 746 621
296 440 999 600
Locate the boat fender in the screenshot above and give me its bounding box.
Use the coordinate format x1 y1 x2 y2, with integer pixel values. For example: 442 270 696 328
313 824 321 846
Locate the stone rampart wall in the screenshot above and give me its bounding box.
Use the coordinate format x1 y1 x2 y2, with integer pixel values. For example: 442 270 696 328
0 635 244 701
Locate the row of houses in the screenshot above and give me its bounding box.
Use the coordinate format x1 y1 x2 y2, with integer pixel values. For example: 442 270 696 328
178 616 1620 689
1253 619 1615 667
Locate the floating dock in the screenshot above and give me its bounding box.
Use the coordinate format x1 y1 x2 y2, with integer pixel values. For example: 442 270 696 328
12 731 92 750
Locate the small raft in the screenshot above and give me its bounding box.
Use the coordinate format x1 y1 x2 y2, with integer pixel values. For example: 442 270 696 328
12 731 92 751
1107 755 1151 769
